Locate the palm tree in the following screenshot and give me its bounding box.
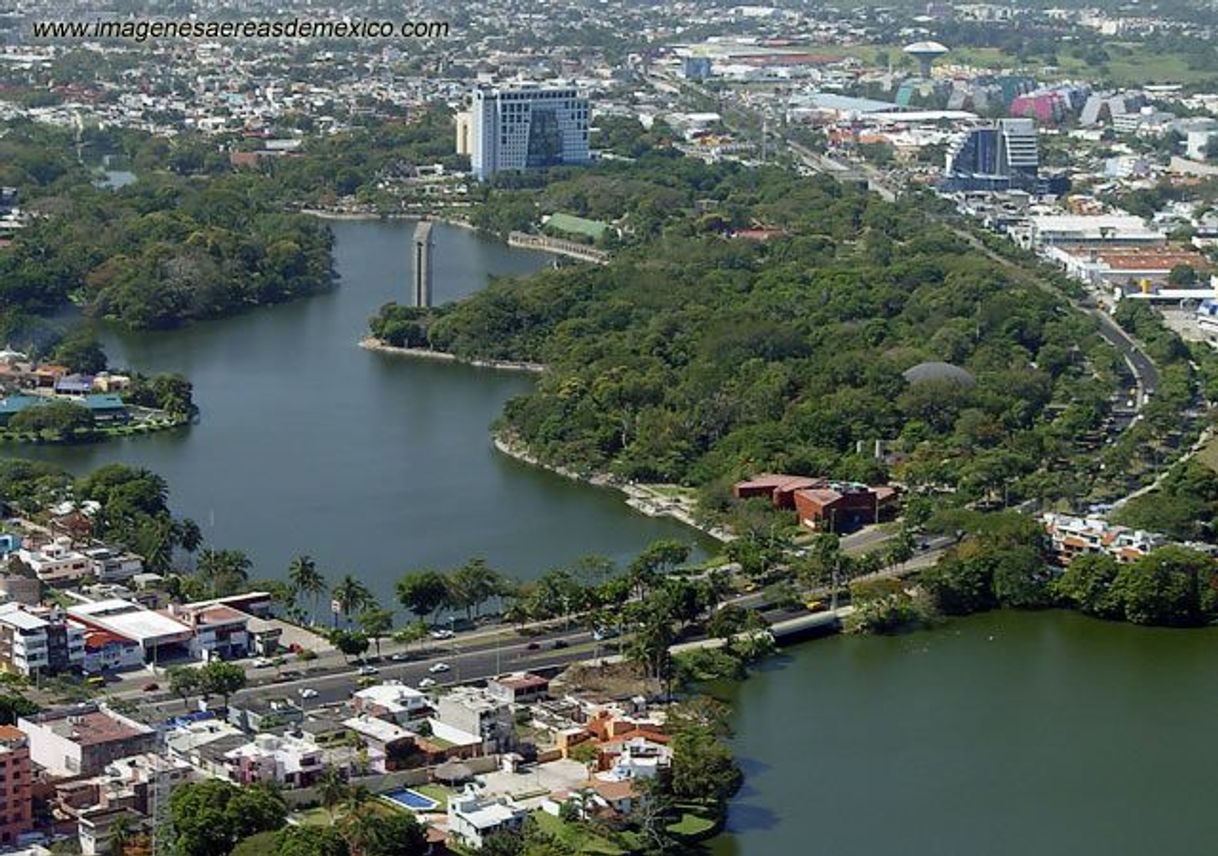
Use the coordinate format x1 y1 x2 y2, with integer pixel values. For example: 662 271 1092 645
331 574 373 627
318 767 348 823
195 549 252 597
288 554 327 625
175 518 203 554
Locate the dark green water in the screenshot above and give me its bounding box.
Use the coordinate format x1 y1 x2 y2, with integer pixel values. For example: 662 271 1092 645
711 609 1218 856
24 219 709 603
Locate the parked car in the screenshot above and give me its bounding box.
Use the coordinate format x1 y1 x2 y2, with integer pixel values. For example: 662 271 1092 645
428 662 451 673
418 677 437 689
390 652 409 662
251 657 273 668
430 629 455 640
142 682 159 692
592 627 619 641
298 687 319 699
85 675 106 688
356 665 379 676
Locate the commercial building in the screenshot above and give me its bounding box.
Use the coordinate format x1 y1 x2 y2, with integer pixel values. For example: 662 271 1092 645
0 604 85 677
469 83 590 180
171 602 252 661
0 395 128 428
18 704 157 777
1018 214 1165 249
941 118 1053 193
0 726 33 847
67 600 194 663
792 482 898 533
733 474 898 533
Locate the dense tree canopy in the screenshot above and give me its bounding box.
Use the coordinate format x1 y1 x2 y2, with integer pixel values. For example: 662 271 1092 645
373 162 1123 513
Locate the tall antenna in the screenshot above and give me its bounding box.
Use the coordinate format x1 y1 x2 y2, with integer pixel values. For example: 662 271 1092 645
148 727 172 856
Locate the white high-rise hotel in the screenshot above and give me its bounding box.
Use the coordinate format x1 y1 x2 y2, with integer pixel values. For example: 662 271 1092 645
469 83 590 181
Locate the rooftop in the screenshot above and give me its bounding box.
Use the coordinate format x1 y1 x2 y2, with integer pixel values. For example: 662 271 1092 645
24 705 152 747
69 599 192 644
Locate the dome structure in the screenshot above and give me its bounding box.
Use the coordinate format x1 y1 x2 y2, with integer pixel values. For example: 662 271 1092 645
902 361 975 387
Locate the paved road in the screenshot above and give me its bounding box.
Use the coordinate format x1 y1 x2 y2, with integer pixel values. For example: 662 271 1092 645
126 627 605 719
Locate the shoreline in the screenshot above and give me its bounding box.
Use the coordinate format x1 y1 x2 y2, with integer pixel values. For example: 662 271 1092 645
492 431 734 543
359 336 546 374
301 208 480 233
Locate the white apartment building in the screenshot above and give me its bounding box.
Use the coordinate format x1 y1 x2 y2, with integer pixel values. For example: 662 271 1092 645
0 604 85 676
82 548 143 584
18 538 91 585
436 687 515 753
470 83 590 180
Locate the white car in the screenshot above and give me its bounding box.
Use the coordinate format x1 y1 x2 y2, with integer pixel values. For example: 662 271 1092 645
298 687 318 699
390 652 409 662
251 657 273 668
428 662 451 674
356 665 379 676
418 677 437 689
430 629 455 640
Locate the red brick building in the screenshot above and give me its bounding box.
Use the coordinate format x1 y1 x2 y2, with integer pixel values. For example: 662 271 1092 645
0 725 33 848
734 474 898 533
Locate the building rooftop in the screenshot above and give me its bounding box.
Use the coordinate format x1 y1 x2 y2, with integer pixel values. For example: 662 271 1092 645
68 599 192 644
24 705 152 747
0 603 47 631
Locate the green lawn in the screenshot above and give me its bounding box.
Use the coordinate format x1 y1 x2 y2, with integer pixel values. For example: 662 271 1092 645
294 807 334 826
667 806 718 839
1195 434 1218 474
531 810 626 855
411 783 457 804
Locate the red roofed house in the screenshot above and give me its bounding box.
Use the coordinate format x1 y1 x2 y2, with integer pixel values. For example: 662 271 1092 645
734 474 898 533
81 628 143 673
732 474 823 509
792 482 898 533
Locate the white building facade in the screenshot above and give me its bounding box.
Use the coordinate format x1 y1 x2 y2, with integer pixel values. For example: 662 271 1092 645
470 84 590 181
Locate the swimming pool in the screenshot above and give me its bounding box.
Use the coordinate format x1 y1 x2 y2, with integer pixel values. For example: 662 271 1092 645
382 788 440 812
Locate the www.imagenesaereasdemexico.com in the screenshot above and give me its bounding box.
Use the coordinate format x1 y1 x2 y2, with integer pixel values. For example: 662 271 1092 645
31 17 450 42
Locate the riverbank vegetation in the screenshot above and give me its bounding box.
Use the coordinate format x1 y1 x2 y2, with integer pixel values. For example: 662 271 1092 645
849 510 1218 632
368 155 1142 519
0 121 332 332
